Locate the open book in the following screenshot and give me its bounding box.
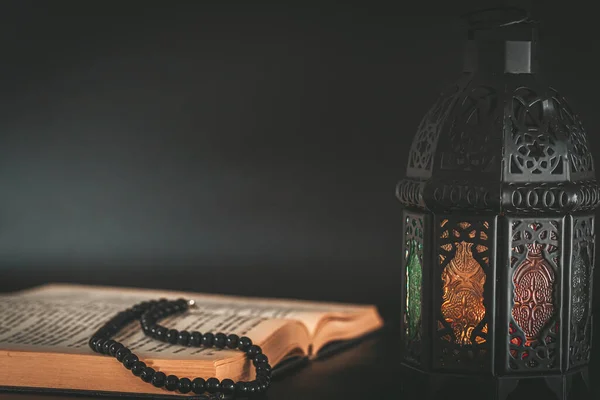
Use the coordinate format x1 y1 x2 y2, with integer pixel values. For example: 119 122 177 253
0 284 383 396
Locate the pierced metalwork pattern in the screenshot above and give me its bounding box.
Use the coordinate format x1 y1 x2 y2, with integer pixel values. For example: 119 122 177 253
507 87 566 179
432 180 495 211
440 85 502 173
504 86 595 183
436 218 491 370
403 213 424 364
406 84 462 179
576 180 600 210
550 90 594 179
570 216 595 367
571 250 587 327
508 220 561 371
396 178 426 209
503 182 574 213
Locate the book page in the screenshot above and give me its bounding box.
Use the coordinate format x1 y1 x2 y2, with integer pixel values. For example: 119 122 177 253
0 289 290 361
15 284 373 335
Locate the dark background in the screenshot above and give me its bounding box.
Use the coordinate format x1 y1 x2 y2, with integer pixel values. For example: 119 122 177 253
0 0 599 319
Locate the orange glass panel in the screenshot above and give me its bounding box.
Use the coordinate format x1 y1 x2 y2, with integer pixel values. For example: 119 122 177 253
441 243 453 251
441 241 486 345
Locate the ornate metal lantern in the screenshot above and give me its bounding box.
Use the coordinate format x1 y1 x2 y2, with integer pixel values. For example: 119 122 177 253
397 8 599 400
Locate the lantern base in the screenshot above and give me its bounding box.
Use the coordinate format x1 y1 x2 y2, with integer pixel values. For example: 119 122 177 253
399 363 591 400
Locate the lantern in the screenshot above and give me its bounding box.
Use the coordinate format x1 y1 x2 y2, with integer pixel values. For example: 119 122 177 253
397 7 598 400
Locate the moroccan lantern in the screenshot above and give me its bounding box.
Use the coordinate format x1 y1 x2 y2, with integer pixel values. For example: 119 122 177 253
397 7 598 400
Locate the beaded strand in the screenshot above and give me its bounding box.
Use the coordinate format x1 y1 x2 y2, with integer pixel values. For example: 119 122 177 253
88 298 271 397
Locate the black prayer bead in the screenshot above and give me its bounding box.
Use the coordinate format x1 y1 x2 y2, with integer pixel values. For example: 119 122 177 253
202 333 215 347
246 381 257 394
174 298 188 311
131 361 146 376
152 371 166 388
89 298 270 397
258 373 271 383
255 380 265 394
177 331 190 346
221 378 235 395
177 377 192 393
165 375 179 391
261 363 272 372
258 380 271 393
226 334 239 349
94 338 107 354
246 345 262 359
108 342 123 357
162 305 174 315
189 331 202 346
262 377 272 387
214 333 227 348
235 381 248 395
147 310 161 320
238 336 252 351
93 327 106 337
205 377 221 394
258 380 268 392
131 304 144 317
97 327 110 338
254 353 268 365
256 364 272 378
192 377 206 394
166 329 179 344
140 367 155 383
88 337 99 351
115 347 131 362
122 353 139 369
150 299 161 308
155 327 168 341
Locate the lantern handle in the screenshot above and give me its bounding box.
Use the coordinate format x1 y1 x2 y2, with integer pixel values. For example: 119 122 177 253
461 6 538 30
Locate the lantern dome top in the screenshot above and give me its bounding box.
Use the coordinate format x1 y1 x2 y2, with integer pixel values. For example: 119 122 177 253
397 9 600 214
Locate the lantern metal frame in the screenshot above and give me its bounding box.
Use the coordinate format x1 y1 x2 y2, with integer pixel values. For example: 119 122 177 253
397 8 599 400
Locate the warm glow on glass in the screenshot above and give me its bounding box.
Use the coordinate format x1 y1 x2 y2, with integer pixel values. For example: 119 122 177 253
512 242 555 346
440 220 488 346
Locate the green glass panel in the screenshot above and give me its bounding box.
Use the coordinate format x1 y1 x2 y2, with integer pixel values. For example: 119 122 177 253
406 239 422 341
